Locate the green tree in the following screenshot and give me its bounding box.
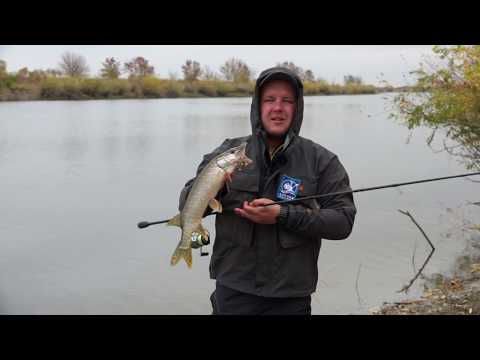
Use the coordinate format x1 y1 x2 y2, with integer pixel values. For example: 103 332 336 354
0 59 6 74
220 58 253 83
391 45 480 169
100 57 122 79
182 59 202 82
59 52 89 77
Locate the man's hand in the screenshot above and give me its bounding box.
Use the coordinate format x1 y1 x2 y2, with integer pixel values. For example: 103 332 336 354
234 198 280 224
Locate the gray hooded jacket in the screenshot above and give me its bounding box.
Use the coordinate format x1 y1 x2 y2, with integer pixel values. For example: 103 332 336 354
179 67 356 297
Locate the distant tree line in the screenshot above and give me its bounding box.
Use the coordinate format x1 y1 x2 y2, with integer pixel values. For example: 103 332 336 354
0 52 388 101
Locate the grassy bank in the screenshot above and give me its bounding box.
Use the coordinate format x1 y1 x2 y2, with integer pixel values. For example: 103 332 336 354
0 75 383 102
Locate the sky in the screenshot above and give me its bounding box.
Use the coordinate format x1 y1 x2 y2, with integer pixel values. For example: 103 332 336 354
0 45 435 86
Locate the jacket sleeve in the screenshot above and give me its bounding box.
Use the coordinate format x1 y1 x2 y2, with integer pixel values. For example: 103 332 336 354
178 139 233 213
282 156 357 240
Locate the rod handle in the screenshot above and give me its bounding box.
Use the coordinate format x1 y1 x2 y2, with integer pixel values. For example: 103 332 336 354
137 221 151 229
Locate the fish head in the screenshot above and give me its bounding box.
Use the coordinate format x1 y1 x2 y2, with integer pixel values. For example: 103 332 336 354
218 142 253 172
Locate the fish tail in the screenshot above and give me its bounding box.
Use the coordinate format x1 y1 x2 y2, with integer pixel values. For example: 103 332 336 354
170 233 192 269
171 245 192 268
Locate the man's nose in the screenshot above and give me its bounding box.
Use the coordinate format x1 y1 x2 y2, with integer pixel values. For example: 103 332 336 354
272 100 283 111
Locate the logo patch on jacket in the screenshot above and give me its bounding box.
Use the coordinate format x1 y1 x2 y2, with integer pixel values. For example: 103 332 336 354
276 175 302 201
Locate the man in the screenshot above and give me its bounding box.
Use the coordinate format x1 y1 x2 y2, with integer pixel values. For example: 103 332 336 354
179 67 356 315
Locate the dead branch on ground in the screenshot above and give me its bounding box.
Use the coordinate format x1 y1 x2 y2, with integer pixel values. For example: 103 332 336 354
411 241 417 275
355 263 365 306
397 209 435 293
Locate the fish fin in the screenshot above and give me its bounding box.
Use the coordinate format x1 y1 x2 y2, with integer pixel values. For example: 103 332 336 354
208 198 223 213
224 172 232 193
171 243 192 268
167 213 182 227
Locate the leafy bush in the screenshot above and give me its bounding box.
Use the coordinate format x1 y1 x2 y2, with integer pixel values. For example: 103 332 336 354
40 77 65 99
62 78 84 99
163 81 183 98
82 79 102 98
1 70 378 101
392 45 480 170
140 77 164 97
197 81 217 97
215 81 236 97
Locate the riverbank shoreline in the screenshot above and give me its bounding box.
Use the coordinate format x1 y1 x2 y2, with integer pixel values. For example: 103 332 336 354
0 91 391 103
0 75 399 103
374 233 480 315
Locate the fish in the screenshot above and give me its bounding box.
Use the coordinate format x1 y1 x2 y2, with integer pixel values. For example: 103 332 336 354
167 142 252 268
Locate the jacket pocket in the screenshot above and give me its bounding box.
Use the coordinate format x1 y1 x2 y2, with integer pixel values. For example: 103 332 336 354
229 172 258 192
212 214 235 258
278 227 309 249
278 176 318 249
296 177 320 209
219 172 258 210
215 213 254 250
217 172 258 249
226 173 258 247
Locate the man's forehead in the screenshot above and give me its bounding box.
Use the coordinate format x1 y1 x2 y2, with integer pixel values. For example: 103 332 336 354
261 80 296 96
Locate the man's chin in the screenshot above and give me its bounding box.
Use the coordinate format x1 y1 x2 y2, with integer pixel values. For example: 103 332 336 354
266 132 287 140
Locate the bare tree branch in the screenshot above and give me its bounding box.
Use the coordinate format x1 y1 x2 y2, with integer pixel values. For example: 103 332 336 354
100 57 121 79
355 263 365 306
397 209 435 293
59 52 89 77
123 57 154 79
182 59 202 82
411 241 417 275
405 130 414 144
220 58 253 82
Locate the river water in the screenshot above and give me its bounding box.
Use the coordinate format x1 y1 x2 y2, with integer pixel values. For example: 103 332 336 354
0 94 478 314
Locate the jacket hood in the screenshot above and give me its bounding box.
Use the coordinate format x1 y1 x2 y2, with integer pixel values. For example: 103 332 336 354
250 67 304 138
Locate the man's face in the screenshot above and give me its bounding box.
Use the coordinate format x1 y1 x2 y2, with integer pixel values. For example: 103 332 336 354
260 80 296 138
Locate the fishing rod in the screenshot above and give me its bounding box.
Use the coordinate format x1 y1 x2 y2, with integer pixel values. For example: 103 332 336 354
138 220 171 228
264 170 480 207
137 171 480 229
